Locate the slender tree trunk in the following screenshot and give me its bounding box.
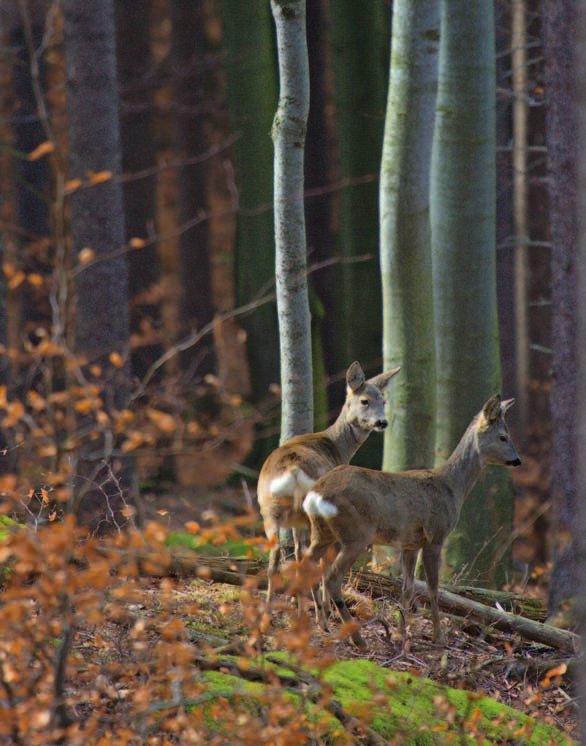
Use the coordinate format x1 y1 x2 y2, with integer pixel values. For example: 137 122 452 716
63 0 138 531
221 3 279 392
430 0 513 585
172 0 215 378
328 0 389 469
270 0 312 443
380 0 439 472
495 0 516 415
115 0 161 381
305 0 332 431
221 0 280 466
543 0 578 620
512 0 530 441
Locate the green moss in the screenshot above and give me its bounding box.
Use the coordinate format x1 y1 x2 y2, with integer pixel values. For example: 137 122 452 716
193 658 574 744
323 660 574 745
166 531 264 559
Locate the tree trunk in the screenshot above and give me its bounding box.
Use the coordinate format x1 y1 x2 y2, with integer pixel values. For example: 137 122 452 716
305 0 333 431
115 0 161 382
63 0 138 531
575 0 586 729
430 0 513 585
328 0 389 469
380 0 439 472
270 0 312 443
221 0 280 466
172 0 215 379
543 0 578 621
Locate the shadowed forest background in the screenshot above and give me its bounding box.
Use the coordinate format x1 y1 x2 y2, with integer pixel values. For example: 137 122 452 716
0 0 582 744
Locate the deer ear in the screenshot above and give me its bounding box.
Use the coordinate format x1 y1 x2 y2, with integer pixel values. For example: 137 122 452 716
369 366 401 392
482 394 502 423
346 361 365 392
500 398 515 415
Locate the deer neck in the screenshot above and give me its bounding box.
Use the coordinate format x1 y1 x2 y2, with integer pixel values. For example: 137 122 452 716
323 408 367 464
436 418 483 505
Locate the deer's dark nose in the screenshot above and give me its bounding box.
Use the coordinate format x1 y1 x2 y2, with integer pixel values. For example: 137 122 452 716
375 419 388 431
507 457 522 466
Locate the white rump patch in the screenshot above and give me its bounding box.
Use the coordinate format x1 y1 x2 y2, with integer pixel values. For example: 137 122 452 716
270 468 315 499
303 491 337 518
270 471 296 497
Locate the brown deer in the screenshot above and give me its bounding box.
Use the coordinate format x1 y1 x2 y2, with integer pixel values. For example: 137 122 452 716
258 361 400 606
302 394 521 649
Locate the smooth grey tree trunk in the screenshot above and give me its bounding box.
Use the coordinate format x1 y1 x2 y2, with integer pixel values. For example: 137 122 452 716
270 0 312 443
430 0 513 585
380 0 439 473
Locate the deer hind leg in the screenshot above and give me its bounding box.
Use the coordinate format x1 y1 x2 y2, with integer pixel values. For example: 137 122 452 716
421 544 443 643
324 541 368 651
266 538 281 607
304 535 334 628
398 548 420 640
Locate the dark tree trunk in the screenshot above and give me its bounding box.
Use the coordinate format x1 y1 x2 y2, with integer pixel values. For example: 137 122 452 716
542 0 578 620
63 0 138 532
221 0 280 466
305 0 334 429
115 0 162 381
171 0 215 380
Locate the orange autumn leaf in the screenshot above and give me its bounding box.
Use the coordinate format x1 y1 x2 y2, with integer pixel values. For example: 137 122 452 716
78 247 96 264
129 237 146 249
109 351 125 368
27 273 44 287
64 177 83 192
8 270 25 290
89 170 113 185
27 141 54 161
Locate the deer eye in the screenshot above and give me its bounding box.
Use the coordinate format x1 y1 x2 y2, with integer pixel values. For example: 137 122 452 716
360 399 369 407
499 435 508 442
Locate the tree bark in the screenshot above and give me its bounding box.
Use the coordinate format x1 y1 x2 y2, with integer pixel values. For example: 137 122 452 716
63 0 138 531
116 0 161 381
328 0 389 469
221 0 280 445
430 0 513 586
171 0 215 378
542 0 579 622
380 0 439 472
270 0 312 442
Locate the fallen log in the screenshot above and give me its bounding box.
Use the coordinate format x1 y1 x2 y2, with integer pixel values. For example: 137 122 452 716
352 569 578 655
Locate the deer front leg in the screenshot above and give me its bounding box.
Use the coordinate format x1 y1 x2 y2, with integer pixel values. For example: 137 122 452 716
325 542 368 651
398 548 420 640
266 539 281 607
421 544 443 643
304 536 333 629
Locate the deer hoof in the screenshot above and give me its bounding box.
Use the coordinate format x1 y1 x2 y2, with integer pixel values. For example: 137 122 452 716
351 634 368 652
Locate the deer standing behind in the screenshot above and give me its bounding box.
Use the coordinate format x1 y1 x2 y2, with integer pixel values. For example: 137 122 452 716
303 394 521 649
257 361 400 606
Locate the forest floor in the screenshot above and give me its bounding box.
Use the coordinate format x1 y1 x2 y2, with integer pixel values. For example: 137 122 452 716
138 480 579 743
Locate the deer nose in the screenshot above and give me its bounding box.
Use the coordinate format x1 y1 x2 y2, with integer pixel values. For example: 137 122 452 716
507 457 522 466
375 419 388 431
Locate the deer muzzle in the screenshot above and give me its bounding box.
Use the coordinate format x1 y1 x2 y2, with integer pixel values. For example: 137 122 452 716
507 457 522 466
374 419 388 431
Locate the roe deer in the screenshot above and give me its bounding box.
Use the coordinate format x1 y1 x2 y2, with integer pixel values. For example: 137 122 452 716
302 394 521 649
258 361 400 606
